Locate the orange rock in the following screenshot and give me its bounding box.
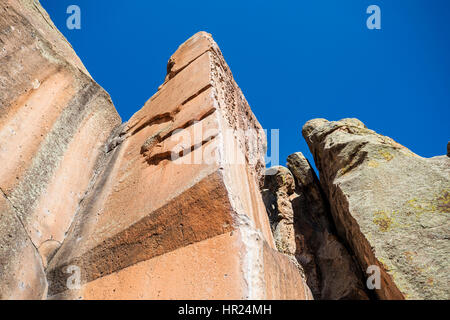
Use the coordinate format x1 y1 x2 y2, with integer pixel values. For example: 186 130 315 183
51 232 312 300
1 1 311 300
0 194 47 299
0 0 120 299
47 31 310 299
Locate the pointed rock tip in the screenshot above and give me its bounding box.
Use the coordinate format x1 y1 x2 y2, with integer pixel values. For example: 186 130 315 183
286 152 315 187
287 152 309 170
165 31 217 80
181 31 215 45
287 151 306 162
192 31 213 39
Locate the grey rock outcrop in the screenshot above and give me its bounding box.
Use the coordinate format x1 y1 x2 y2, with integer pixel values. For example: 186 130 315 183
263 158 368 300
302 118 450 300
287 152 368 300
262 166 297 256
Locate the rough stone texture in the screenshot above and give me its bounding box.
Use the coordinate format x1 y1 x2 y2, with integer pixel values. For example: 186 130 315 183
263 159 368 300
303 118 450 300
0 0 120 299
30 28 309 299
6 0 447 301
262 166 296 256
286 153 368 300
51 232 312 300
0 1 312 300
0 193 47 299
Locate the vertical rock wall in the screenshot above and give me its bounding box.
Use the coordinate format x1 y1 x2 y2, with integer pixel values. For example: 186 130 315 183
2 0 447 301
263 157 368 300
0 0 120 299
46 31 311 300
0 1 312 300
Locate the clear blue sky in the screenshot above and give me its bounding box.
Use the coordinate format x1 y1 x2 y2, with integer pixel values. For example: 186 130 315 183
41 0 450 168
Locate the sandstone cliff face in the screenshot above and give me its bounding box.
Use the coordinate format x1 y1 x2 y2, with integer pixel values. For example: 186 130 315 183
46 31 312 300
302 118 449 300
0 0 312 300
0 0 120 299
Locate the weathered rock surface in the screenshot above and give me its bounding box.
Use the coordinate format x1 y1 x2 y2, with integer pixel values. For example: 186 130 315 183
262 166 297 256
263 157 368 300
45 31 312 300
0 0 312 300
0 193 47 299
303 118 450 300
287 152 369 300
0 0 120 299
2 0 447 301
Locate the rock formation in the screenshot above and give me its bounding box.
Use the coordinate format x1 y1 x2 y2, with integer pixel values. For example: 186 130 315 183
0 0 120 299
288 152 370 300
262 166 297 257
0 0 312 300
1 0 448 301
45 30 314 300
302 118 449 300
263 156 368 300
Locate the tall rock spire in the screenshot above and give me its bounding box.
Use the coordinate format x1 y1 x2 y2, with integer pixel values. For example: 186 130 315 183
0 0 311 300
46 31 312 300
